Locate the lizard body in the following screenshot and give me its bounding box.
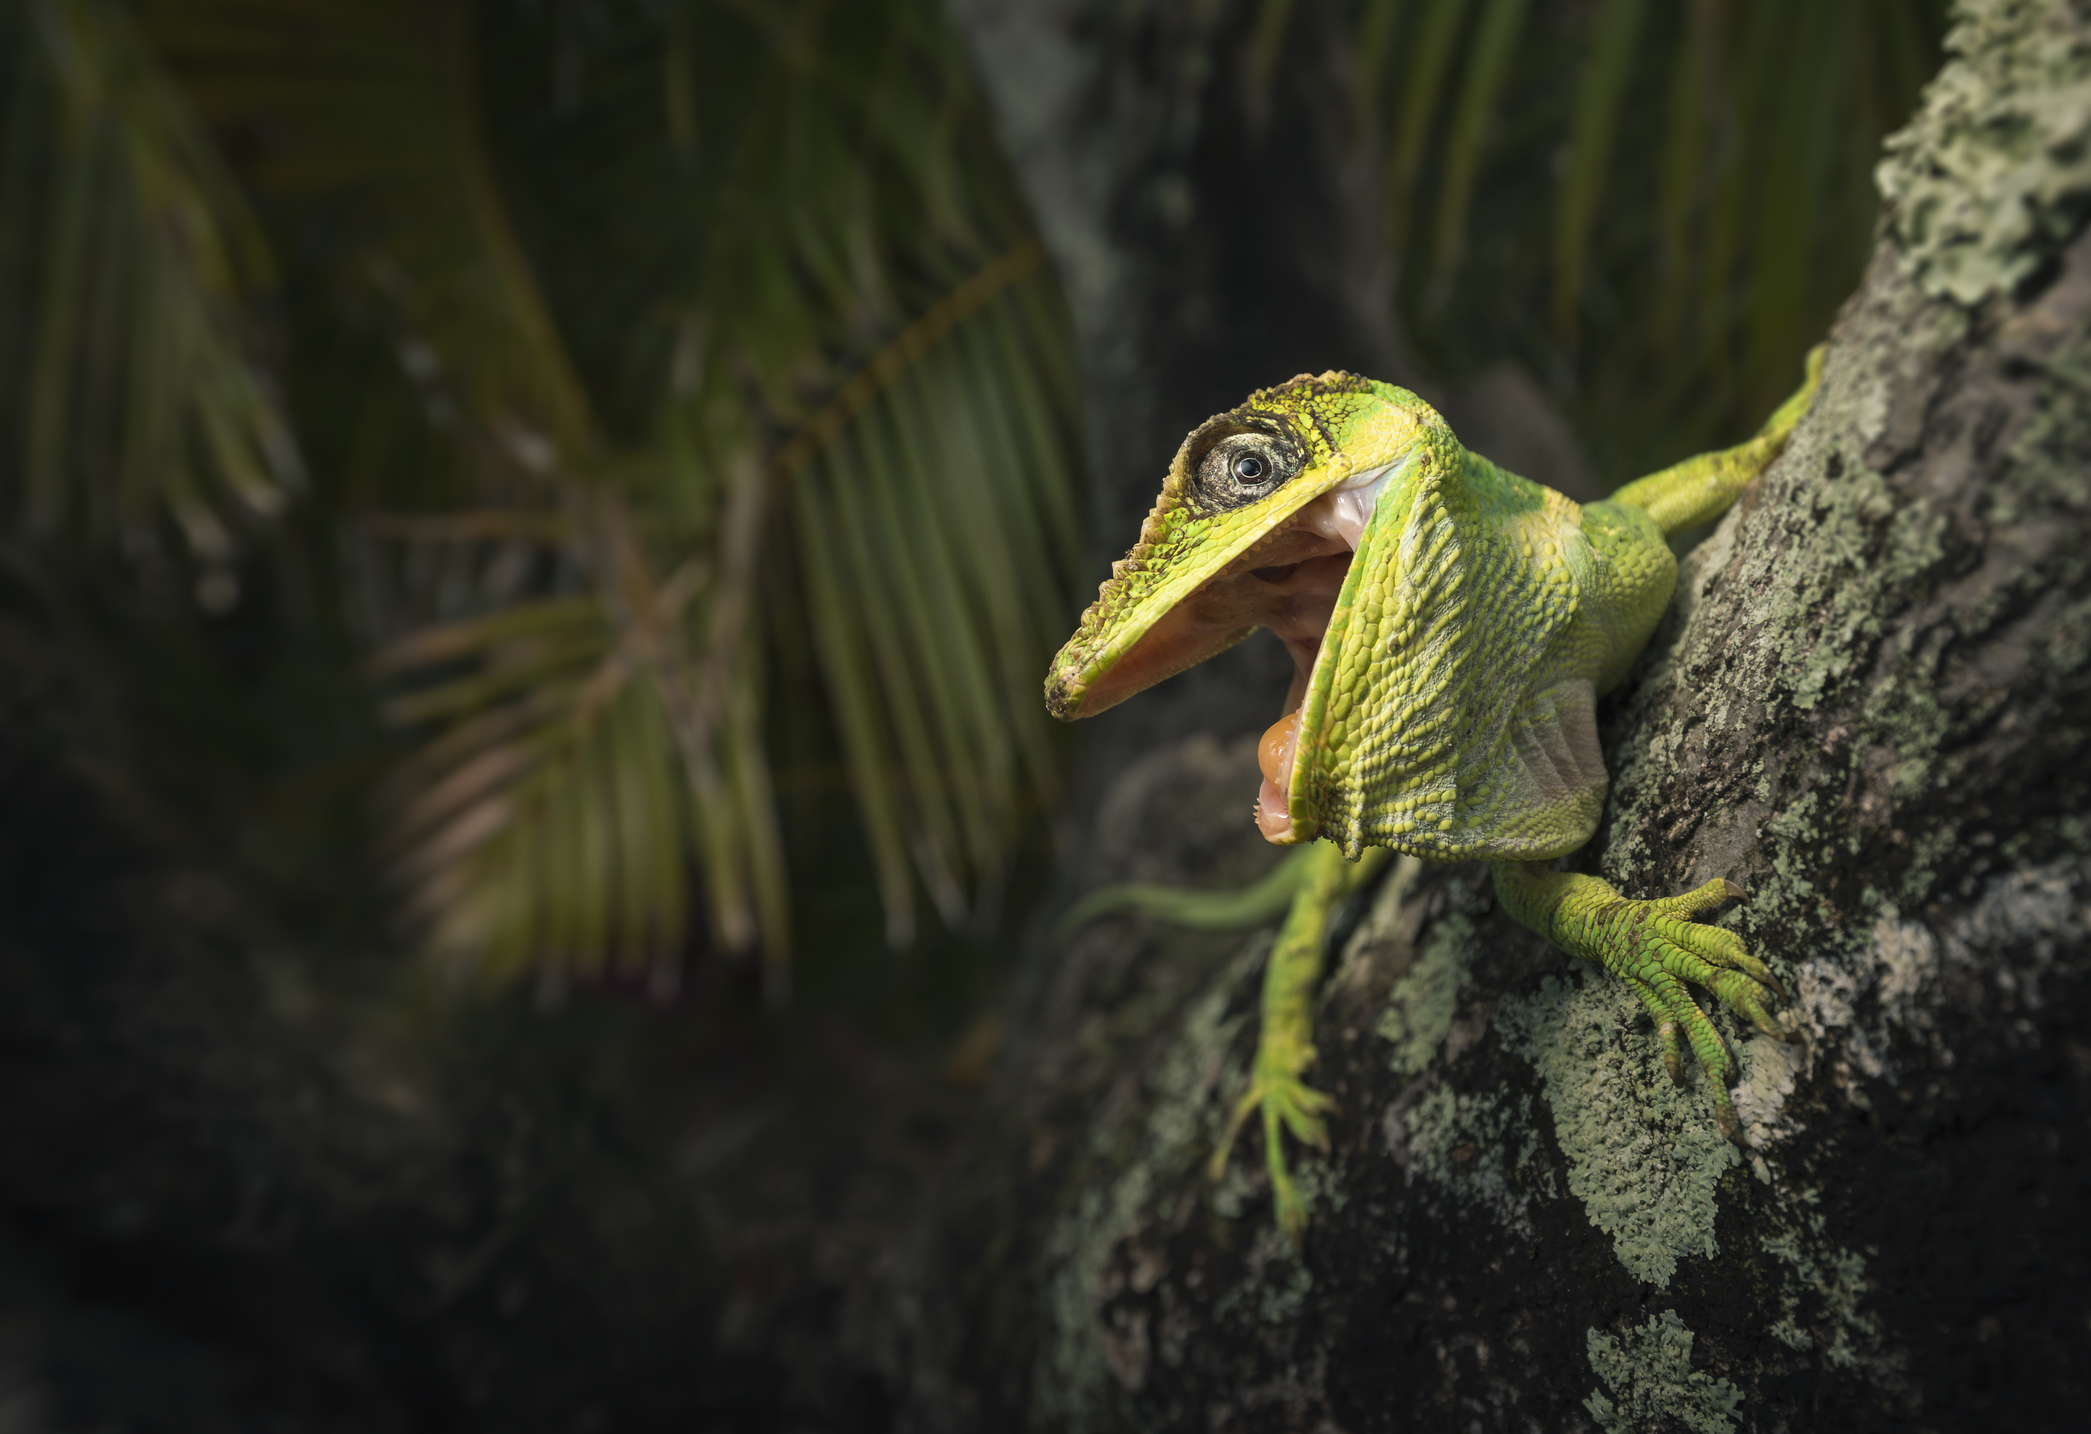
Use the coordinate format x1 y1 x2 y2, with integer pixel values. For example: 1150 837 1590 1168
1047 351 1821 1241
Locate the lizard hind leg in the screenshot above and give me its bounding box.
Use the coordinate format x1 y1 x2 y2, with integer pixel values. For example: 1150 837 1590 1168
1208 1047 1336 1244
1208 842 1390 1247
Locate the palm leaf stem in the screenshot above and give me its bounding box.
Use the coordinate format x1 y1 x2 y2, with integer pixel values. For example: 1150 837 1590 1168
766 241 1044 483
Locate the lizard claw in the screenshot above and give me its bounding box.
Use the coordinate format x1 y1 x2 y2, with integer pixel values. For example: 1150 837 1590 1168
1211 1066 1336 1250
1656 1017 1686 1085
1592 883 1790 1145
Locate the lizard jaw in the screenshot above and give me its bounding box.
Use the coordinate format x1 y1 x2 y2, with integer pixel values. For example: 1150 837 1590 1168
1247 459 1402 843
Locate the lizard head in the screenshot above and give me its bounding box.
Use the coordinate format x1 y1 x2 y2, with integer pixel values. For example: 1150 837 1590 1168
1045 371 1454 845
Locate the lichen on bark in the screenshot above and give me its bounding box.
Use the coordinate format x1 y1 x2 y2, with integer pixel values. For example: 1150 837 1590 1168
1495 974 1738 1288
1584 1311 1744 1434
923 1 2091 1427
1878 0 2091 305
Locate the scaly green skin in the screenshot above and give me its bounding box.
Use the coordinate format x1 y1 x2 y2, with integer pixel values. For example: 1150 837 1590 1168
1053 348 1824 1243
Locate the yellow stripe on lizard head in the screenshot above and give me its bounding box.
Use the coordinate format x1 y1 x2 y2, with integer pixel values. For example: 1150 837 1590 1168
1045 372 1437 720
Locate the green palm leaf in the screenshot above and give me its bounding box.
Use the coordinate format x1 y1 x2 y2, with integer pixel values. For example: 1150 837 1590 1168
1553 0 1651 337
782 245 1076 939
147 0 598 459
1430 0 1530 288
0 0 301 593
1343 0 1946 470
145 0 1084 994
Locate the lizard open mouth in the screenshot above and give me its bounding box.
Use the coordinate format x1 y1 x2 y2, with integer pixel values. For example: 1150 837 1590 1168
1103 465 1396 843
1244 542 1349 843
1235 473 1389 842
1047 451 1407 843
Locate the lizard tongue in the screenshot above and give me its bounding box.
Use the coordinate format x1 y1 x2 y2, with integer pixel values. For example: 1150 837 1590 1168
1254 711 1300 840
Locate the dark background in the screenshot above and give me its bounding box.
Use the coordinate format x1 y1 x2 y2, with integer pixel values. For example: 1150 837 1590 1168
11 1 2054 1430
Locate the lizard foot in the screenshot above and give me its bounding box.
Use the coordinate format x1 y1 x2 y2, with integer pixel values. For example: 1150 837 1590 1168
1494 862 1791 1144
1593 879 1790 1142
1210 1050 1333 1248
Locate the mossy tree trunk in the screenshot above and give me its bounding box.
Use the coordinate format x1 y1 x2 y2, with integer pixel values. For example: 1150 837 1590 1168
921 2 2091 1428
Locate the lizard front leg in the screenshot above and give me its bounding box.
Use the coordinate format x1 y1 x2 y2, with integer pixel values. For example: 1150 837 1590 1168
1492 862 1793 1140
1212 841 1390 1244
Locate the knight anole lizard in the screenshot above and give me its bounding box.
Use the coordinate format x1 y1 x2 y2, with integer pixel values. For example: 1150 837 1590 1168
1046 348 1823 1242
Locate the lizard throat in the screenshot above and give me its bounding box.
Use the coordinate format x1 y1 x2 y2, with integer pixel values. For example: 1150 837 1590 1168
1242 547 1344 843
1239 460 1398 842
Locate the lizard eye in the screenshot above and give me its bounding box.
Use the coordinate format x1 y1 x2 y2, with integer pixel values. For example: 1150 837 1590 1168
1196 432 1296 510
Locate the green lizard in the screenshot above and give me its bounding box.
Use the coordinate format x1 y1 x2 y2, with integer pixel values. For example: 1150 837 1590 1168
1045 349 1823 1242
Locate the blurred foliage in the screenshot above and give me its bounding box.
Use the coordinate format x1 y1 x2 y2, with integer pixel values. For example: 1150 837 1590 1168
0 0 302 599
1 0 1085 1000
0 0 1947 1010
1342 0 1946 476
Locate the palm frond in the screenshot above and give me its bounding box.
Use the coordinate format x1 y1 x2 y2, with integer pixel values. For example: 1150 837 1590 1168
146 0 597 460
0 0 301 592
373 505 781 996
1380 0 1473 252
1345 0 1947 470
1430 0 1529 288
1552 0 1651 337
161 0 1085 994
788 251 1080 946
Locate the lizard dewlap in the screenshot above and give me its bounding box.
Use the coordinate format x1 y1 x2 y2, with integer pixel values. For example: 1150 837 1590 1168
1047 349 1824 1244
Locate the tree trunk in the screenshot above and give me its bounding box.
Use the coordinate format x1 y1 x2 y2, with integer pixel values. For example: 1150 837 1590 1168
919 2 2091 1428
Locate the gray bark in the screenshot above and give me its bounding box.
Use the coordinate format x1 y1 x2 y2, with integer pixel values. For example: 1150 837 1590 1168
915 1 2091 1429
